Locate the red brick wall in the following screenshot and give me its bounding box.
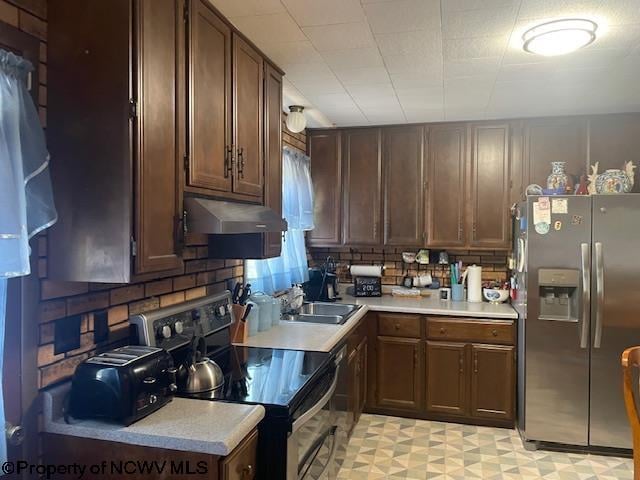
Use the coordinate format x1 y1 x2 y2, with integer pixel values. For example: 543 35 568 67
308 247 508 287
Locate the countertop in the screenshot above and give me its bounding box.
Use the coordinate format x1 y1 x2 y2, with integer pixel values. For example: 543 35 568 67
42 383 265 456
235 287 516 352
340 289 518 320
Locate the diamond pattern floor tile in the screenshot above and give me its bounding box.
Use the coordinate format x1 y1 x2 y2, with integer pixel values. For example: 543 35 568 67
337 414 633 479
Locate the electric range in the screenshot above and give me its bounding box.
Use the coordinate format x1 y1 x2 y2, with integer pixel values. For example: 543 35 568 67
130 291 344 480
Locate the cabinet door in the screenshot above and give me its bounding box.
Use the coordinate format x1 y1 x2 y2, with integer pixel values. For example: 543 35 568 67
375 336 422 412
426 125 467 247
524 117 588 188
187 0 232 193
346 348 358 435
343 129 382 245
220 429 258 480
469 124 510 249
308 131 342 246
383 126 425 246
263 63 283 257
134 0 184 274
470 344 515 422
426 341 467 416
589 114 640 192
232 34 264 198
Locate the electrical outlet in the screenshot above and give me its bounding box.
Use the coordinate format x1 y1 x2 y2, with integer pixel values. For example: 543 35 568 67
54 315 81 355
94 309 108 343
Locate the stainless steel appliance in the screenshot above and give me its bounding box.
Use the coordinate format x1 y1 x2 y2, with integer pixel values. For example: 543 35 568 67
132 291 343 480
513 194 640 451
68 346 176 425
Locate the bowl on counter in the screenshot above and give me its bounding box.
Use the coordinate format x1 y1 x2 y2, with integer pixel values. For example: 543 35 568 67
402 252 416 263
483 288 509 304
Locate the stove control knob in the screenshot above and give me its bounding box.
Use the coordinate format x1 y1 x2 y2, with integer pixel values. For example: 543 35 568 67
191 309 201 321
174 321 184 335
160 325 172 339
217 305 226 317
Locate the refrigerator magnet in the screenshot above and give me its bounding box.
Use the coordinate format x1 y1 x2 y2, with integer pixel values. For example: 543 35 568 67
554 220 562 231
535 222 550 234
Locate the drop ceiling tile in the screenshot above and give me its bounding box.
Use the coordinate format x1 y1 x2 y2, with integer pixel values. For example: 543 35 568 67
330 113 370 126
306 92 360 109
321 47 385 69
363 0 441 34
442 6 518 39
444 75 495 108
282 0 365 26
443 35 509 60
354 94 402 109
284 63 337 84
496 61 559 82
596 0 640 26
383 54 443 74
396 87 444 108
390 70 443 89
290 76 347 95
334 66 391 86
444 57 501 78
261 41 325 66
345 82 397 98
444 108 487 121
441 0 518 12
303 22 376 52
374 30 442 57
403 106 445 122
589 24 640 52
517 0 602 20
230 13 306 45
206 0 285 18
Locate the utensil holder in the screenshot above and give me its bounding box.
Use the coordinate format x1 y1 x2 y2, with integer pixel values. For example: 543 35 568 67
231 304 247 343
451 284 465 302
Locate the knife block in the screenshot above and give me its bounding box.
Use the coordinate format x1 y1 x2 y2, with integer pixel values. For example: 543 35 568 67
231 304 247 343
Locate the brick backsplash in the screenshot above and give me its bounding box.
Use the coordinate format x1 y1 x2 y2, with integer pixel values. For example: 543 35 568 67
308 246 509 287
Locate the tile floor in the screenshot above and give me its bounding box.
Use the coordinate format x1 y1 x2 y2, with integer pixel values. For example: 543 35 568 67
337 414 633 479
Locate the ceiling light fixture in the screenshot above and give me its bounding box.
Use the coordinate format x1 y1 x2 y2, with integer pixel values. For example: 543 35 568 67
522 19 597 56
285 105 306 133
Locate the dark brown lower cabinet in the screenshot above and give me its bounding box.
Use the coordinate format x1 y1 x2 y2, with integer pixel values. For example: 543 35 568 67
470 344 515 422
346 336 368 435
365 313 515 428
375 336 422 412
425 341 466 416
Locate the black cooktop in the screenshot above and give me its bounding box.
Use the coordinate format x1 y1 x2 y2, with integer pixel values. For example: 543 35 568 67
180 345 333 417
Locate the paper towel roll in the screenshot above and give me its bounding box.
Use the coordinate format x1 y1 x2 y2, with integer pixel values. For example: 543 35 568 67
466 265 483 303
350 265 383 277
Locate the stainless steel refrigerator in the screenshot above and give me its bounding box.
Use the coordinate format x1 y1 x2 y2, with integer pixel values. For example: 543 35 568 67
513 194 640 451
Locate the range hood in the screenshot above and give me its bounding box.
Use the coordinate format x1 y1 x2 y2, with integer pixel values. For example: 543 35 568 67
185 197 287 234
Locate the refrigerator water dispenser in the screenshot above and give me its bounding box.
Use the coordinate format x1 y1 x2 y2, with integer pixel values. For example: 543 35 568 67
537 269 580 321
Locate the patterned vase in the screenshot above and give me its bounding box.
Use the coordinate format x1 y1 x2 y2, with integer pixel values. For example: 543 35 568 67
546 162 569 192
595 169 632 194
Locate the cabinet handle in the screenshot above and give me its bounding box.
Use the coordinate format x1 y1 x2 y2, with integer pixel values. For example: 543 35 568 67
492 329 498 337
440 328 446 335
238 147 245 178
459 352 463 373
458 222 463 241
474 352 478 373
394 323 400 330
224 145 233 178
242 464 253 478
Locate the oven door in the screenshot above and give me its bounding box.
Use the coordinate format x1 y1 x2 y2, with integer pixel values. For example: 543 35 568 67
287 347 344 480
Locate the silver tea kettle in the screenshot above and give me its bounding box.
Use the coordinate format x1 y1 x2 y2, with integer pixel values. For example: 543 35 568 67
176 336 224 394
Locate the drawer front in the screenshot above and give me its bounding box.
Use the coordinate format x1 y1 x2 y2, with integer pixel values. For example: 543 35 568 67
221 429 258 480
427 318 514 345
378 313 421 338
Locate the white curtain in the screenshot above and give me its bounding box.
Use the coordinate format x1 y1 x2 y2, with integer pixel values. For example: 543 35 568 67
245 147 313 294
0 49 57 464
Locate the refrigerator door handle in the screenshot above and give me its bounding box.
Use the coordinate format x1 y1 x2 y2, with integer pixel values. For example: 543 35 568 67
594 242 604 349
580 243 590 349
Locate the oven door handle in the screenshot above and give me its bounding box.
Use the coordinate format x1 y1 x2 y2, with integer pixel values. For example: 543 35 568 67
291 367 339 434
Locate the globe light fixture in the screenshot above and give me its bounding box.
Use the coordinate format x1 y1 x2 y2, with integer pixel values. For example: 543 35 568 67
522 19 597 56
285 105 306 133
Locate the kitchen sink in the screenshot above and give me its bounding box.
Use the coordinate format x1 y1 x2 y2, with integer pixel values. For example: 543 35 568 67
282 302 362 326
299 302 358 316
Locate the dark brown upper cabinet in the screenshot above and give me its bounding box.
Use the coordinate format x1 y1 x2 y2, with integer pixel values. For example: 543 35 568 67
523 117 588 189
588 114 640 192
383 126 425 247
187 0 232 194
426 124 468 248
469 123 510 249
48 0 184 282
307 131 342 247
263 63 283 257
342 129 383 246
186 1 265 202
232 34 264 198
